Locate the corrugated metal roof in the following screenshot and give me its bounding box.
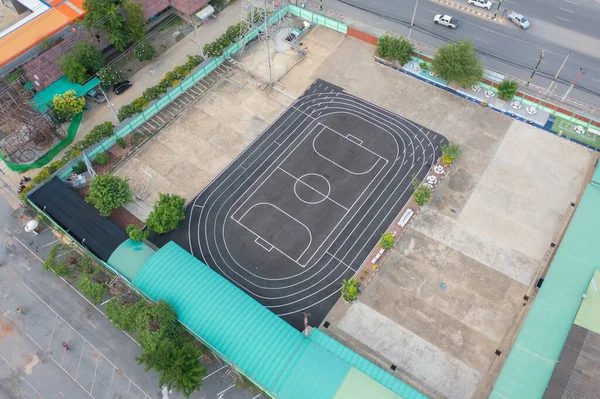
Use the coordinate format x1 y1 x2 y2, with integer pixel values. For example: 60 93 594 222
334 368 403 399
491 171 600 399
309 329 428 399
132 242 429 399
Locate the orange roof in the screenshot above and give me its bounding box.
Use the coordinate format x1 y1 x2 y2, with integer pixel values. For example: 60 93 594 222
0 1 86 68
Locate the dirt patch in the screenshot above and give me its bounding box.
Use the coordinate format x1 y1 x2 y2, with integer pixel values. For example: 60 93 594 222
22 354 39 375
0 319 15 339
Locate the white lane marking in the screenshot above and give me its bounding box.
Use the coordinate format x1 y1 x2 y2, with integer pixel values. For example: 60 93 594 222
88 320 98 329
556 16 570 21
563 0 577 4
559 7 574 12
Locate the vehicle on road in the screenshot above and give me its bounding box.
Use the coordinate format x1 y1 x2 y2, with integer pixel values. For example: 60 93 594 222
433 14 459 29
468 0 492 10
113 80 132 95
506 10 530 29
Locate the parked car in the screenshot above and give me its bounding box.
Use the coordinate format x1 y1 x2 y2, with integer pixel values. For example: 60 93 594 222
433 15 459 29
113 80 132 95
468 0 492 10
85 89 106 103
506 10 530 29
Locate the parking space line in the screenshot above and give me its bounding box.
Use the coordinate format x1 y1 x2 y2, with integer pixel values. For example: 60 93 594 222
75 341 85 379
89 355 100 393
42 239 60 248
47 314 59 348
559 7 574 12
217 384 236 397
556 16 570 21
205 365 228 379
88 320 97 329
61 329 71 366
6 229 42 263
20 375 45 399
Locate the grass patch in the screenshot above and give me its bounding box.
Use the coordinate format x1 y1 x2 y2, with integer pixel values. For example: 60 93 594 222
551 116 600 149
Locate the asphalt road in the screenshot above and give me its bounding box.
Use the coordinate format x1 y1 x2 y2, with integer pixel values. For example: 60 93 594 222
307 0 600 110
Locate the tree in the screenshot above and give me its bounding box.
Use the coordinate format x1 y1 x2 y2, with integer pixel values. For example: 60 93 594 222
497 80 519 100
380 233 395 250
59 53 88 84
83 0 146 52
441 142 462 164
431 41 483 87
86 174 132 216
341 278 360 302
158 343 205 397
52 90 85 122
376 35 413 66
134 42 156 62
412 184 433 206
74 42 105 74
97 66 123 89
77 274 107 304
146 193 186 234
126 224 149 241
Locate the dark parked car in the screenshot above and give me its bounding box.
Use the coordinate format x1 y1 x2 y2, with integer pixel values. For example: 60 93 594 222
113 80 132 95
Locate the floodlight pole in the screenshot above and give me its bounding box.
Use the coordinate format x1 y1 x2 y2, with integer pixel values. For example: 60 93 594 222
408 0 419 40
188 0 204 58
263 0 273 85
547 50 571 94
526 49 544 87
561 67 585 102
99 86 119 123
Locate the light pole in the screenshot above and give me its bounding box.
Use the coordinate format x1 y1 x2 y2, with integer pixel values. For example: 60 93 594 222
319 0 323 10
408 0 419 39
561 67 585 102
547 50 571 94
526 50 544 87
98 86 119 123
493 0 503 19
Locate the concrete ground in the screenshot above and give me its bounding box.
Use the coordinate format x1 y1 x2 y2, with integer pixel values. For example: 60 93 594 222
0 196 263 399
280 28 596 399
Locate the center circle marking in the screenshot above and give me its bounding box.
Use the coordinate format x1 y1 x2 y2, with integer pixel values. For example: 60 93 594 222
293 173 331 204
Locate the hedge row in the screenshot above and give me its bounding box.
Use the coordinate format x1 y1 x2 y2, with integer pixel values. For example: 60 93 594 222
203 22 244 58
21 121 115 199
117 55 203 121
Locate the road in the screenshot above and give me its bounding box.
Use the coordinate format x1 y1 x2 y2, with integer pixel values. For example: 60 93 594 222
306 0 600 110
0 196 262 399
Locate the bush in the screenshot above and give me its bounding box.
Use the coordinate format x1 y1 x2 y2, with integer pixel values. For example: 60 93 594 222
77 274 107 305
72 160 87 174
441 142 462 164
131 97 149 113
431 41 483 87
341 278 360 302
83 122 115 147
95 152 110 165
97 66 123 90
497 80 519 100
380 233 395 250
117 138 127 149
126 224 149 241
203 22 244 58
43 244 74 279
118 104 136 121
146 193 186 234
52 90 86 122
376 35 413 66
85 174 132 216
134 42 157 62
413 184 433 205
143 85 165 101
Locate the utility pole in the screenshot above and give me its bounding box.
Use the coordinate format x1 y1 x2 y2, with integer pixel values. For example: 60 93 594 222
547 50 571 94
98 86 119 123
188 0 204 58
526 49 544 87
493 0 503 19
408 0 419 39
319 0 323 10
561 67 585 102
263 0 273 85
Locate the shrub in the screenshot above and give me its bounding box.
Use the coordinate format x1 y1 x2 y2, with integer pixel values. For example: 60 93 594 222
380 233 395 250
118 104 136 121
97 66 123 89
72 160 87 174
413 184 433 205
83 122 114 147
419 62 429 70
52 90 86 122
376 35 413 66
131 96 149 113
146 193 186 234
497 80 519 100
85 174 132 216
77 274 107 304
126 224 149 241
341 278 360 302
143 85 165 101
95 152 110 165
441 142 462 164
134 42 157 62
431 41 483 87
43 244 73 279
117 138 127 149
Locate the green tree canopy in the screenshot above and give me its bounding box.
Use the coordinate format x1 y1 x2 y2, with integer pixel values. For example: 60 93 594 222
146 193 186 234
431 41 483 87
83 0 146 51
380 233 395 250
133 42 156 62
126 224 149 241
52 90 85 122
59 53 88 84
85 174 132 216
74 42 105 73
497 79 519 100
441 142 462 163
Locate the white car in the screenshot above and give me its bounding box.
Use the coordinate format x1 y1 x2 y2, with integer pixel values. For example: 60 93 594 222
433 14 459 29
506 10 530 29
468 0 492 10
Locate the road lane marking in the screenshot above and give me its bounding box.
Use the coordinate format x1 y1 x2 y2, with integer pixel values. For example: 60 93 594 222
556 16 570 21
559 7 574 12
563 0 577 4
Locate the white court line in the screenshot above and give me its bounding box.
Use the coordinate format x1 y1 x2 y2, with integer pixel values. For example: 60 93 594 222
196 90 435 307
204 93 427 293
278 167 349 210
255 237 274 252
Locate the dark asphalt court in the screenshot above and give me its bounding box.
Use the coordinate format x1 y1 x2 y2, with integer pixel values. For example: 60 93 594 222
152 79 447 330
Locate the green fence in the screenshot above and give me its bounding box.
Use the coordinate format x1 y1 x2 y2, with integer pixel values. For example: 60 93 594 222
288 4 348 33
